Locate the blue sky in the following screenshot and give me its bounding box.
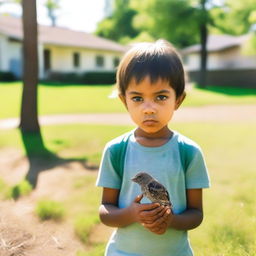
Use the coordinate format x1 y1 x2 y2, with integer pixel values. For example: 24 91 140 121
0 0 106 33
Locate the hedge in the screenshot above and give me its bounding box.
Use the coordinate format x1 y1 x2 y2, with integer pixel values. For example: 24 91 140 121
47 71 116 85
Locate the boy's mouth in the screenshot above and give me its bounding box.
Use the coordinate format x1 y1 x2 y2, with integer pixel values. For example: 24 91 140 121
143 119 158 126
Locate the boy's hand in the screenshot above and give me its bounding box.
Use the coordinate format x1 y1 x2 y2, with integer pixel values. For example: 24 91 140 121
129 195 165 225
142 206 173 235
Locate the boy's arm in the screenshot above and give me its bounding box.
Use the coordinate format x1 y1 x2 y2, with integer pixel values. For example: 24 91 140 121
169 188 203 230
99 187 166 228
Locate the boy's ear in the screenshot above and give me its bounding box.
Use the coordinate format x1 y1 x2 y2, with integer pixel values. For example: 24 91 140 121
119 94 127 108
175 92 186 110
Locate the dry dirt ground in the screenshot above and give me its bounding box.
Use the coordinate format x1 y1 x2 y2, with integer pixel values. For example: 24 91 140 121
0 149 112 256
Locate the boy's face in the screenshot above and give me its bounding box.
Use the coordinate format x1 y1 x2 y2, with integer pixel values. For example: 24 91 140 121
120 76 185 135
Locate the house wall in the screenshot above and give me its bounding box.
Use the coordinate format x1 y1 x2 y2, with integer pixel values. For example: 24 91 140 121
8 39 22 77
0 34 124 79
42 44 123 78
183 46 256 71
0 35 22 78
188 69 256 88
0 34 9 71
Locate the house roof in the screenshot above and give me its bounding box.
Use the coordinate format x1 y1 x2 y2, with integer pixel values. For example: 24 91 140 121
0 15 127 53
181 34 249 54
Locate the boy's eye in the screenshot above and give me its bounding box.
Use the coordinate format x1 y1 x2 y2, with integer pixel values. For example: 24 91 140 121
156 95 168 101
131 96 143 102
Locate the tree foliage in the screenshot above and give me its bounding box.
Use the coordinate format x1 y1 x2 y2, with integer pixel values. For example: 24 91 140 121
95 0 139 43
211 0 256 35
45 0 60 27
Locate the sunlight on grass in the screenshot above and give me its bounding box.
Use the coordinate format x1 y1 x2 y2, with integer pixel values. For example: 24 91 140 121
0 82 255 118
77 243 105 256
74 215 100 244
0 178 11 200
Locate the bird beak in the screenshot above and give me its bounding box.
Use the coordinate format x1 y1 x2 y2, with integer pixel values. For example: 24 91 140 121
131 176 136 182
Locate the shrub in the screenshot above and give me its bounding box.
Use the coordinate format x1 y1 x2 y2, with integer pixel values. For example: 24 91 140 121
0 71 16 81
35 200 65 221
47 71 116 85
82 71 116 84
9 180 33 199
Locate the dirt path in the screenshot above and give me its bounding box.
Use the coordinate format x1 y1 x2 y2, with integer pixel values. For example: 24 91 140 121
1 105 256 130
0 149 103 256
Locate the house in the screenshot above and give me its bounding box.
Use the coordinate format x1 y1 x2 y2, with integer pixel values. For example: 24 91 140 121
181 34 256 88
0 15 127 80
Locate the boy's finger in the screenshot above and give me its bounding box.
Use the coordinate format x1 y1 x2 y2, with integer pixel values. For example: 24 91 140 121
141 205 164 216
134 194 143 203
139 202 160 211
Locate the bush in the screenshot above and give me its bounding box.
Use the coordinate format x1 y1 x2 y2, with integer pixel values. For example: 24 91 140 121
9 180 33 199
0 71 16 81
47 71 116 85
82 71 116 84
36 200 65 221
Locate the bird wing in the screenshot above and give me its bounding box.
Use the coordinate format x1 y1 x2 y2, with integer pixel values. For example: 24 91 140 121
148 180 170 202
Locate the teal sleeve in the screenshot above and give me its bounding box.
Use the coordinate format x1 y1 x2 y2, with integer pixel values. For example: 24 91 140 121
96 144 122 189
185 147 210 189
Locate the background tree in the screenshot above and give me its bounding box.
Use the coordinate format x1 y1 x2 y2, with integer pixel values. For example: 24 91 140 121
211 0 256 35
20 0 40 132
45 0 60 27
96 0 139 44
134 0 217 87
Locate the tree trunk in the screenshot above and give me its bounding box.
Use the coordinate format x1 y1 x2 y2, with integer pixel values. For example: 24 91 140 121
198 0 208 88
20 0 40 132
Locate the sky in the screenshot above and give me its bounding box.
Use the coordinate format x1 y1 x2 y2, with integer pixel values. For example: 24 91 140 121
0 0 227 33
0 0 106 33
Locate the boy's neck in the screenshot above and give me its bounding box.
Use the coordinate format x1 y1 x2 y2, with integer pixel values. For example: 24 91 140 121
134 127 173 147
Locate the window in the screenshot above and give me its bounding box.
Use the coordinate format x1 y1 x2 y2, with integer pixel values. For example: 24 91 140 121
73 52 80 68
43 49 51 71
113 57 120 67
96 55 104 67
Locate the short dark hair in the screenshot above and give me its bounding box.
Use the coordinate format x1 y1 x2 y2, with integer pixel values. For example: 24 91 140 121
116 40 185 98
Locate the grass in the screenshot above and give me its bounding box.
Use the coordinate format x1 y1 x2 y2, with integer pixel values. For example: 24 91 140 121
0 81 256 255
0 122 256 255
0 82 255 119
74 215 100 243
0 124 133 164
35 200 65 221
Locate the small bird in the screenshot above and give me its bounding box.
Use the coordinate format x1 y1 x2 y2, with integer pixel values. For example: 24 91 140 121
131 172 172 207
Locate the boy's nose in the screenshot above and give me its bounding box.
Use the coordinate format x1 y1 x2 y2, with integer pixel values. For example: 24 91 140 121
142 101 156 114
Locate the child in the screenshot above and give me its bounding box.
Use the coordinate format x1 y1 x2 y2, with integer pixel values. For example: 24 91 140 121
96 40 210 256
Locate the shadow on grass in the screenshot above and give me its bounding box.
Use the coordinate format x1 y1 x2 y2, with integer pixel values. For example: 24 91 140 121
20 130 98 189
196 85 256 96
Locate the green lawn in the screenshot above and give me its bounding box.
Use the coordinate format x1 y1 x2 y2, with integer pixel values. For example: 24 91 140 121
0 122 256 255
1 80 256 255
0 82 255 119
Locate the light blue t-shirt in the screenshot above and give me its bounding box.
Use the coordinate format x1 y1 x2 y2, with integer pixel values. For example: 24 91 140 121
96 130 210 256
